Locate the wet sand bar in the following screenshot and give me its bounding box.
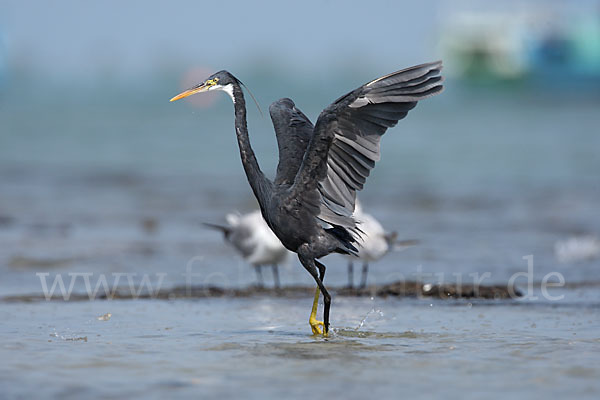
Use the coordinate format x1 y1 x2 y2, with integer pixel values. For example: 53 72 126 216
1 280 521 302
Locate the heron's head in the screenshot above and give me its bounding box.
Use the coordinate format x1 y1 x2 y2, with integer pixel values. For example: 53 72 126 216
170 70 239 102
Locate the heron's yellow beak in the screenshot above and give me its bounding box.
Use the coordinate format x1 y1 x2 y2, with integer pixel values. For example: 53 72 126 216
169 82 210 102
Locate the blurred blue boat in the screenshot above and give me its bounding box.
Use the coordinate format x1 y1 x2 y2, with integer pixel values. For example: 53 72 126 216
440 8 600 90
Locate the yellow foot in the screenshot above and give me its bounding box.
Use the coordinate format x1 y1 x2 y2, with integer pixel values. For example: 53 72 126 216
309 317 324 335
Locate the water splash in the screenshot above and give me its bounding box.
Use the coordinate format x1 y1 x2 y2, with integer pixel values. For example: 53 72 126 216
355 308 384 331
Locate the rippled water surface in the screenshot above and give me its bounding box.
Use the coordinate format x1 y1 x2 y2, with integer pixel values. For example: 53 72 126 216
1 296 599 399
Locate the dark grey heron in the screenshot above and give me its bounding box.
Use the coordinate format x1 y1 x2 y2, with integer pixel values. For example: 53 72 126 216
170 61 444 335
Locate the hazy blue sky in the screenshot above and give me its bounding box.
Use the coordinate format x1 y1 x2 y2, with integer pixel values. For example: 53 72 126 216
0 0 597 82
0 0 437 79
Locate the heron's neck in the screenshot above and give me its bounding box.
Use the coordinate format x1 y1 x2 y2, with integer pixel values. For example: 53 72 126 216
231 83 272 206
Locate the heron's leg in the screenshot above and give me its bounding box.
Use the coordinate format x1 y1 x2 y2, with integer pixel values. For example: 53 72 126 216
297 252 331 336
359 262 369 288
309 259 327 332
272 264 280 289
347 261 354 288
254 265 264 288
309 286 323 335
314 259 331 334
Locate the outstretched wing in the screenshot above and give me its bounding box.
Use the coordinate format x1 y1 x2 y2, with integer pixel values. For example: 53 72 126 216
290 61 444 234
269 98 314 185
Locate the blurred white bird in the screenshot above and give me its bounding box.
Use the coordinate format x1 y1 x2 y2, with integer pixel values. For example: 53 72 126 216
554 235 600 263
347 201 418 288
204 210 291 288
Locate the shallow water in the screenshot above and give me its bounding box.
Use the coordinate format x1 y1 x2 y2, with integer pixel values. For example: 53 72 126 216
1 79 600 397
1 296 599 399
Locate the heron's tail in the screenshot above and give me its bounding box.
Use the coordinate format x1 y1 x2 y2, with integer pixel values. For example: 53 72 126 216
328 225 359 256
